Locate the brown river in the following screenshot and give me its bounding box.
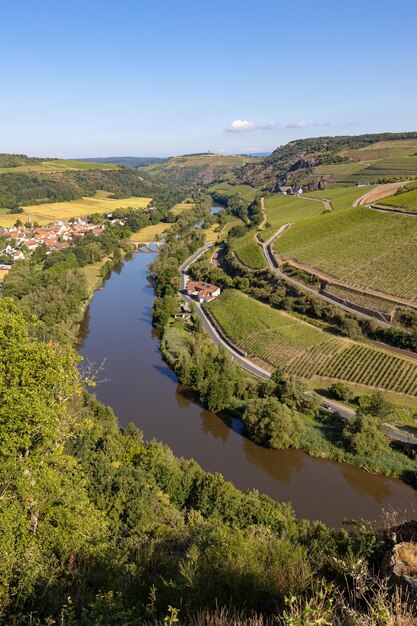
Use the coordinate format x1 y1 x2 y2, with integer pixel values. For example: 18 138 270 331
78 252 417 526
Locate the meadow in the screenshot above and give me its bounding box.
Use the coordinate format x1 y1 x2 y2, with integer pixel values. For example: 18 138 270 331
0 159 118 174
0 194 152 227
206 290 417 397
379 187 417 211
304 185 376 210
274 206 417 301
208 182 260 203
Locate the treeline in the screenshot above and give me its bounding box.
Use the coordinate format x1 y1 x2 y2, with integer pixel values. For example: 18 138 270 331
2 297 416 625
0 167 184 210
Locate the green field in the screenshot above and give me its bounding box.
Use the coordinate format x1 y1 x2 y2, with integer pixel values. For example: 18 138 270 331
0 193 151 227
260 195 331 242
206 290 417 396
208 182 259 203
230 194 332 270
231 231 266 269
0 159 118 174
304 185 376 211
379 187 417 211
274 206 417 301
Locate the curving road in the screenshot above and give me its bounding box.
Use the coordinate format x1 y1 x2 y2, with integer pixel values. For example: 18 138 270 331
178 245 417 444
262 229 391 327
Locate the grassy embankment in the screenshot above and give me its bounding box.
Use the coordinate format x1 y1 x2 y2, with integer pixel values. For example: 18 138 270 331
379 185 417 211
206 289 417 401
274 206 417 302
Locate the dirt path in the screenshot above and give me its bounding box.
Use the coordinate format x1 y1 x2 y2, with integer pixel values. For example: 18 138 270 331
354 181 410 206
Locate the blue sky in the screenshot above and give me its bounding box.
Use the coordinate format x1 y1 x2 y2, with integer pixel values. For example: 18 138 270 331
1 0 416 157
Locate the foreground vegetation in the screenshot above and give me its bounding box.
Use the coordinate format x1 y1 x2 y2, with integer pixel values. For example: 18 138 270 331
3 298 417 625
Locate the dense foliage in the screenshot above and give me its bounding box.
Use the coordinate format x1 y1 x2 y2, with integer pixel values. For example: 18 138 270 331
2 296 416 625
0 166 184 210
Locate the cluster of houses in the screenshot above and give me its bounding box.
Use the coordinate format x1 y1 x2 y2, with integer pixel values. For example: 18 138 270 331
186 280 221 303
0 218 107 266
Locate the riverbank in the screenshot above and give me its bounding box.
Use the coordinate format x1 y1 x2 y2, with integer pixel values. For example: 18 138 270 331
78 248 417 525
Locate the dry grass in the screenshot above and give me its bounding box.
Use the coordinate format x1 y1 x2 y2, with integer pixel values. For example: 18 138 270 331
129 222 171 242
79 257 112 292
395 543 417 576
0 194 151 227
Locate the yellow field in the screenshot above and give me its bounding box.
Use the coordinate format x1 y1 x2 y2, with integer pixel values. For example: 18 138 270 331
0 195 152 227
130 222 171 242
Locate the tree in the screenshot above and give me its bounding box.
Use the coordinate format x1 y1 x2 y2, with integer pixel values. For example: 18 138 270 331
343 414 390 457
358 391 393 422
329 382 351 402
242 397 304 449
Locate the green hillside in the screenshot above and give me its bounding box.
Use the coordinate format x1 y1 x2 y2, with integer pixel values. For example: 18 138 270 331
236 133 417 190
206 289 417 396
0 153 118 173
274 206 417 301
142 153 259 186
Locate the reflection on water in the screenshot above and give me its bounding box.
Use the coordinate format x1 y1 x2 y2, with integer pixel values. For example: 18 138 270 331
242 438 305 485
78 252 417 526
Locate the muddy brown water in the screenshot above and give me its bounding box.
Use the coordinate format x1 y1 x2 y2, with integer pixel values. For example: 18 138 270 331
78 252 417 526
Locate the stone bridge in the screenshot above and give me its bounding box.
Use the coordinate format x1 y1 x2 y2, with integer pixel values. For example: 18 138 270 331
134 241 163 253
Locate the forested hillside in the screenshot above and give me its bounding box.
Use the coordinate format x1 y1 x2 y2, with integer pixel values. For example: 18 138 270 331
0 164 183 210
142 153 259 186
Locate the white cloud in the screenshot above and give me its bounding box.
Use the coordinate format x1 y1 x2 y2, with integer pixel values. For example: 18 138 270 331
226 119 278 132
226 120 256 132
286 120 307 128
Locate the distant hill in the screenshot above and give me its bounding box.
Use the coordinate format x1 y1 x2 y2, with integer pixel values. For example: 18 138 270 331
0 153 184 210
77 156 165 168
235 132 417 190
0 153 118 174
142 153 259 186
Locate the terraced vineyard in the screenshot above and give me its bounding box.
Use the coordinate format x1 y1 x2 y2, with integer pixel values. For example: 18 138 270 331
274 206 417 301
206 290 417 396
304 185 376 211
260 195 328 241
231 231 266 269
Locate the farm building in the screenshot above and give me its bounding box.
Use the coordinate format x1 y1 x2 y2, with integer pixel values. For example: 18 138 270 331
186 280 221 303
277 186 292 195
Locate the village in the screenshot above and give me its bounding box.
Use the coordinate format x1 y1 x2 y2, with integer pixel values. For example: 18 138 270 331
0 216 124 268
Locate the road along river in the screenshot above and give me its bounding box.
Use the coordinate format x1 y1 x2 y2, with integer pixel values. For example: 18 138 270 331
78 252 417 527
